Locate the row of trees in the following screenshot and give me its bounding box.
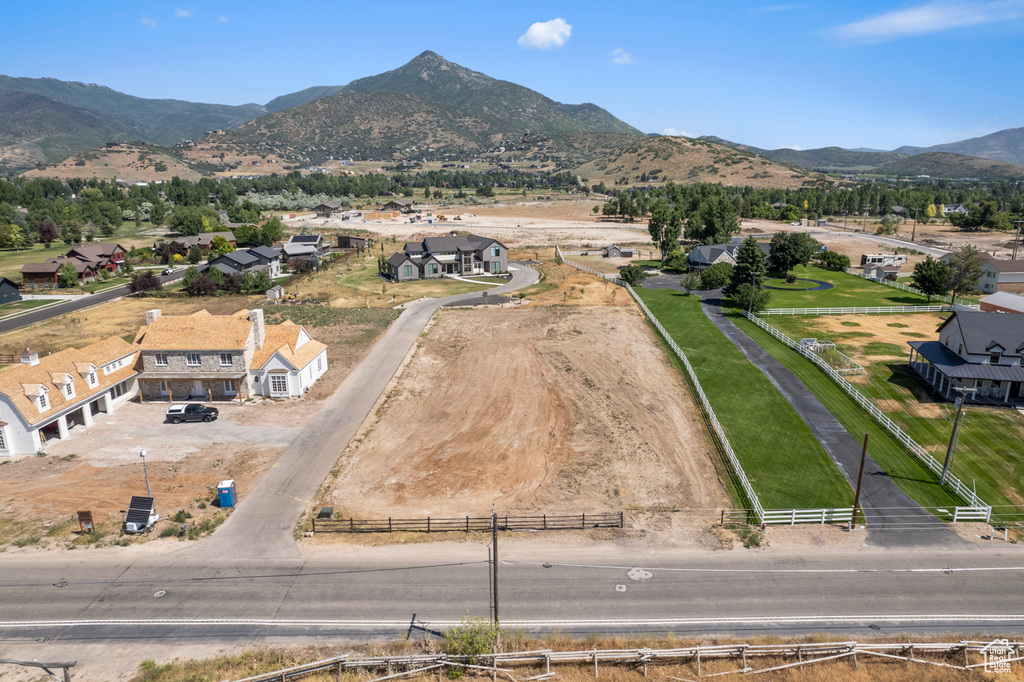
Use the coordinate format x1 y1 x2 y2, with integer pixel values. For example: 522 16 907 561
911 246 985 304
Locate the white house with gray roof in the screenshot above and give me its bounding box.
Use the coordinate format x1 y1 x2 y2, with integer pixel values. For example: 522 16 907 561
908 310 1024 404
385 233 507 281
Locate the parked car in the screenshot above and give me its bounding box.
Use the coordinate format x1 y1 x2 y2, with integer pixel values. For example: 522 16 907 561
789 221 801 226
165 403 219 424
162 268 175 275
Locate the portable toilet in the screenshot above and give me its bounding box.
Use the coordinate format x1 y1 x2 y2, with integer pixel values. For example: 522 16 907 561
217 479 237 508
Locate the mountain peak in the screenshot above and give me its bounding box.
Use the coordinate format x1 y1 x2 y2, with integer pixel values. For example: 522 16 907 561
409 50 446 65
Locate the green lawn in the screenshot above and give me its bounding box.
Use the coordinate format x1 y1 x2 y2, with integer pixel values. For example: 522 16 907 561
636 288 853 510
733 316 974 511
0 299 55 316
764 277 820 290
79 277 130 293
764 265 933 309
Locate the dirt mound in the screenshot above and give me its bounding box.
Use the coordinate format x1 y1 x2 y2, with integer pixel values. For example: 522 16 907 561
326 306 728 518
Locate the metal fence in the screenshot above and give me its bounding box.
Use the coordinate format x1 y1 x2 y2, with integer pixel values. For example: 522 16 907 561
312 512 624 534
761 304 956 315
799 339 864 376
743 311 991 519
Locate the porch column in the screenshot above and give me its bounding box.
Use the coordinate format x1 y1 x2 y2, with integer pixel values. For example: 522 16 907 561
206 381 212 402
101 392 115 414
81 404 94 427
57 416 69 440
945 379 954 400
1005 382 1012 403
138 381 145 403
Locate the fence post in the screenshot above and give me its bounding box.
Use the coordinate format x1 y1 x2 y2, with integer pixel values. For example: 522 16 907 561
582 512 586 529
466 516 469 532
620 511 624 528
543 514 547 530
350 518 353 532
427 516 431 533
389 517 392 533
312 518 316 533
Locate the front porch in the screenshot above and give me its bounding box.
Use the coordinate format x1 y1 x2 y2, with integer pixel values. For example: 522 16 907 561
908 341 1024 405
137 372 250 403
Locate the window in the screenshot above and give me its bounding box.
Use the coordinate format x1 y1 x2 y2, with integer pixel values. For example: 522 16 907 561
224 380 237 395
270 375 288 394
65 381 73 397
317 357 323 373
154 353 168 366
958 344 963 355
491 246 500 257
403 264 413 278
990 352 1001 364
491 261 500 273
429 263 438 274
186 353 201 367
112 380 127 398
220 353 232 367
87 371 96 386
944 335 950 346
39 392 48 409
0 428 6 451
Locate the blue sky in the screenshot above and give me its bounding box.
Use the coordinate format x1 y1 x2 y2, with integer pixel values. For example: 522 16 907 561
5 1 1024 151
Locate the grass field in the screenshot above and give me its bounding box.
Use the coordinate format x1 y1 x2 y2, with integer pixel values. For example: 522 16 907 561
0 221 159 280
635 288 853 510
763 265 933 308
0 299 55 317
740 313 1024 512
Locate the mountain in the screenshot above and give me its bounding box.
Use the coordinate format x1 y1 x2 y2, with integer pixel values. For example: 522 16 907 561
872 152 1024 180
0 75 265 171
265 51 641 137
574 135 838 190
894 127 1024 166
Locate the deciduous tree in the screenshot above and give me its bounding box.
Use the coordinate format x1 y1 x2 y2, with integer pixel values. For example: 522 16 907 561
946 245 983 305
911 256 950 303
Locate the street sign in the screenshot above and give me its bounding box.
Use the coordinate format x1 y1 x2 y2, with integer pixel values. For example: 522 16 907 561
77 510 94 534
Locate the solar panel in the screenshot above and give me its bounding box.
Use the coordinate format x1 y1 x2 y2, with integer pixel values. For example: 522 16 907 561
125 496 154 526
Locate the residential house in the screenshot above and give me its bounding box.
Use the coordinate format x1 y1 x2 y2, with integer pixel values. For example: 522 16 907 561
337 235 368 250
0 339 138 455
283 234 328 259
979 292 1024 314
154 231 236 251
66 242 128 273
314 202 346 219
908 310 1024 404
978 257 1024 295
380 198 415 213
248 245 282 278
686 239 771 270
943 204 969 217
0 277 21 305
864 264 901 281
20 258 98 287
385 233 507 281
209 249 260 277
605 244 634 258
132 308 327 401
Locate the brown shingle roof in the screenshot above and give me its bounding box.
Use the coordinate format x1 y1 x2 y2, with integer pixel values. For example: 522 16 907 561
133 309 253 351
0 337 137 426
250 321 327 371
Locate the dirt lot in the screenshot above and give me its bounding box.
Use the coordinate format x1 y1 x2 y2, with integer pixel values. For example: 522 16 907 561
0 401 306 548
323 305 729 519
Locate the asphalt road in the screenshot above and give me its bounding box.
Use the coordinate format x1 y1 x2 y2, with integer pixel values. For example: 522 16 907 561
0 268 189 335
174 264 540 561
2 545 1023 642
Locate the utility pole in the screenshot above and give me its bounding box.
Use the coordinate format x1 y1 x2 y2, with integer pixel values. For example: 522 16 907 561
911 208 918 242
851 434 868 527
1013 220 1023 261
140 448 151 497
491 508 499 626
940 388 975 486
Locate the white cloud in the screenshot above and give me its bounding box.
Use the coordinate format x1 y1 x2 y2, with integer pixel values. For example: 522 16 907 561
834 0 1024 42
175 8 192 18
219 14 228 22
141 17 158 29
610 48 633 64
517 18 572 50
662 128 692 137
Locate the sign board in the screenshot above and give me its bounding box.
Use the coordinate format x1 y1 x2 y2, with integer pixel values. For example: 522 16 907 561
77 510 94 534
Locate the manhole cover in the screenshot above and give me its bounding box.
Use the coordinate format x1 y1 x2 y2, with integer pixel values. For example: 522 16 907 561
153 590 167 598
615 584 627 592
627 567 653 581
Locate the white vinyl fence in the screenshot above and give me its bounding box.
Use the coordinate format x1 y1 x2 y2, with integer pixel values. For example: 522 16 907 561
743 311 991 520
761 305 956 315
557 247 857 526
846 269 981 310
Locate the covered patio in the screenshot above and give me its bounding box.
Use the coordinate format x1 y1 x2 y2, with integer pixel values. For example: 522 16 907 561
908 340 1024 405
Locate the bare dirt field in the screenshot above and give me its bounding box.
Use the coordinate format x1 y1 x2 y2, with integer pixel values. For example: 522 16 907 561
323 305 729 520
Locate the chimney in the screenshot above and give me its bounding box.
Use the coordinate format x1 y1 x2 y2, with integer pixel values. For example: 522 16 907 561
248 309 265 350
145 309 162 326
21 348 39 366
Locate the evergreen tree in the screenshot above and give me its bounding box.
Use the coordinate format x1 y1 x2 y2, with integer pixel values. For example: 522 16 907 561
726 237 768 295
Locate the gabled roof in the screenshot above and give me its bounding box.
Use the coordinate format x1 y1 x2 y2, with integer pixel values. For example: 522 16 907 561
937 311 1024 358
388 252 414 267
983 258 1024 274
248 245 279 261
250 320 327 371
909 340 1024 382
980 291 1024 313
67 243 127 260
421 234 502 253
0 337 137 425
282 243 318 257
214 250 260 268
382 197 414 206
134 309 253 351
288 234 323 245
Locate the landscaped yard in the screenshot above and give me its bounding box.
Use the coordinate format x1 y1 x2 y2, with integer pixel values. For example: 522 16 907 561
79 276 130 293
736 312 1024 514
635 287 853 510
0 298 56 317
762 265 933 309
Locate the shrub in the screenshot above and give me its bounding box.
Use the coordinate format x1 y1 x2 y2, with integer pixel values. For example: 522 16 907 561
817 250 850 272
700 262 733 289
444 617 498 665
171 509 192 523
728 283 772 313
785 273 797 284
618 264 650 286
129 271 163 294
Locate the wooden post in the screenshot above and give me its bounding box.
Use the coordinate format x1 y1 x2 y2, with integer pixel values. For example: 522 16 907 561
582 512 586 529
139 380 145 403
338 661 344 682
207 381 212 402
427 516 431 533
696 647 700 677
593 650 598 678
852 434 868 527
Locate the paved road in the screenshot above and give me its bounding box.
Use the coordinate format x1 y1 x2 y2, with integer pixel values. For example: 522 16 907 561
1 545 1023 643
810 229 951 258
698 291 959 547
176 264 539 561
0 269 189 335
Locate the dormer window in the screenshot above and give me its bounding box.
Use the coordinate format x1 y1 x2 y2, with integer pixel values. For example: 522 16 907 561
64 379 74 397
990 352 1001 364
39 392 48 410
87 371 96 387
